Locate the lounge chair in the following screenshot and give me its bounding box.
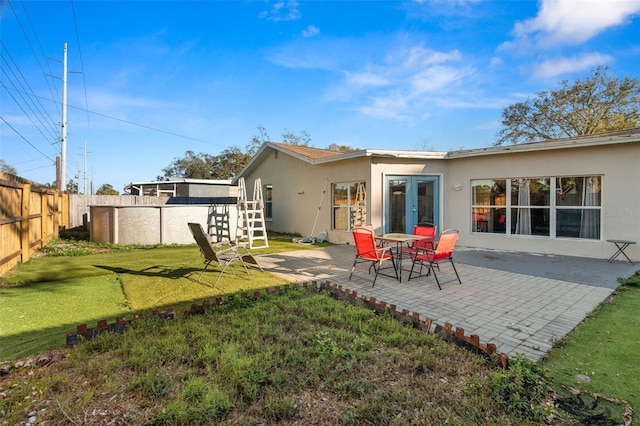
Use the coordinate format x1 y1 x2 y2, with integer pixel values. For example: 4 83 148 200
188 222 263 287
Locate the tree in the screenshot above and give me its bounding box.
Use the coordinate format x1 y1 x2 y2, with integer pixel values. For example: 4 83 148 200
162 150 219 180
162 125 314 181
161 148 252 180
246 124 312 156
96 183 119 195
66 179 78 194
326 143 360 153
0 159 17 175
495 66 640 145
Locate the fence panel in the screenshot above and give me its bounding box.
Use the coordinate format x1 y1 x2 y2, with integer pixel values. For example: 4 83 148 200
0 172 67 276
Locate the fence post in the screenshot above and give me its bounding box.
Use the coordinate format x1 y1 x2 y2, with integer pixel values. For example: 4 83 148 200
41 188 49 248
62 192 70 229
21 183 31 263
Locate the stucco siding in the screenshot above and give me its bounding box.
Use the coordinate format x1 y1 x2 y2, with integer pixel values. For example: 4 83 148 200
239 137 639 261
445 142 640 260
242 152 371 244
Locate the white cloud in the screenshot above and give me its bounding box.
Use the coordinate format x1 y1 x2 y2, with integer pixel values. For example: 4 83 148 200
268 35 477 121
489 56 503 68
514 0 640 47
409 65 467 94
404 46 462 67
302 25 320 38
258 0 301 22
345 71 389 88
531 53 613 78
339 45 474 120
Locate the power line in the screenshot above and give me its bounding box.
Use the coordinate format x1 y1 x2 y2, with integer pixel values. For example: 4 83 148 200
0 79 58 145
0 116 57 162
0 41 59 139
80 107 223 146
10 0 62 115
70 0 91 134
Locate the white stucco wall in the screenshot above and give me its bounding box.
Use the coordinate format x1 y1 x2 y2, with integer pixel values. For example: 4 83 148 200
241 139 639 261
243 152 371 244
444 142 640 261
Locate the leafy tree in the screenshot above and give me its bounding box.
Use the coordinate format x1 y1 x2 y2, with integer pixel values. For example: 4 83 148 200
0 159 18 175
247 124 312 156
96 183 119 195
66 179 78 194
162 150 218 180
326 143 360 153
495 66 640 145
162 125 314 181
161 148 252 180
281 128 311 146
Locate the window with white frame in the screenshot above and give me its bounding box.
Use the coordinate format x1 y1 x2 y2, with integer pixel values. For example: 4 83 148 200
264 184 273 219
471 179 507 234
471 176 601 239
332 181 366 231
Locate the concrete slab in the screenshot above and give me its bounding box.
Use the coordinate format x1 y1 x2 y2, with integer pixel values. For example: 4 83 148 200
257 245 639 362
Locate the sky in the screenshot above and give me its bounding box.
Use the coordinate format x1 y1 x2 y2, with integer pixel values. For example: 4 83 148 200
1 0 639 193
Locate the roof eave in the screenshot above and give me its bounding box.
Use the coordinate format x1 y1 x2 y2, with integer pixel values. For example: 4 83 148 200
446 132 640 159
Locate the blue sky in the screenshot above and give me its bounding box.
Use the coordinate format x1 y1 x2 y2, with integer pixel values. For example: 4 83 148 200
2 0 639 193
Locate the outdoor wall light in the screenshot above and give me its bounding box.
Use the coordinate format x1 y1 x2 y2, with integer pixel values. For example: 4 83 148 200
453 183 463 191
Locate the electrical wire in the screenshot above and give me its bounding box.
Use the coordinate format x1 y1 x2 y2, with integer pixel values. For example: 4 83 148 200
1 116 57 162
70 0 92 134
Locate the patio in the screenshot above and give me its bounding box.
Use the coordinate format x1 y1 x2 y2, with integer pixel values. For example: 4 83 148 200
257 245 637 361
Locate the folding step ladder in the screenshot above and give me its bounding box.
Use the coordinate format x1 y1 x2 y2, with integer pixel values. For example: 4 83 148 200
235 177 269 249
351 182 367 227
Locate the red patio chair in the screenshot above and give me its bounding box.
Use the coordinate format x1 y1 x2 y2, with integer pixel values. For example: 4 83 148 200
349 226 398 287
408 229 461 290
402 222 437 258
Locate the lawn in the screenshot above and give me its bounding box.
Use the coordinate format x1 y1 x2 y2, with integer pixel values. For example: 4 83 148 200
541 277 640 417
1 237 638 424
0 288 549 424
0 237 317 361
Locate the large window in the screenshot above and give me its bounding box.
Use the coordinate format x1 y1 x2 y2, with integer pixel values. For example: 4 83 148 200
332 181 366 231
556 176 601 239
471 176 601 240
471 179 507 234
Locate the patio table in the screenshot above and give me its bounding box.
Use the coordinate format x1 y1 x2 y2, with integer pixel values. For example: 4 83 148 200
376 233 433 282
606 239 636 264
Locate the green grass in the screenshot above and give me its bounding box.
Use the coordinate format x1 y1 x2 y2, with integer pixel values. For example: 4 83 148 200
0 237 324 362
542 279 640 416
1 237 638 424
0 275 129 361
0 289 545 424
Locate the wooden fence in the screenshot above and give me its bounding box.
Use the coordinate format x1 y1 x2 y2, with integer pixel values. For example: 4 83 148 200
0 172 68 277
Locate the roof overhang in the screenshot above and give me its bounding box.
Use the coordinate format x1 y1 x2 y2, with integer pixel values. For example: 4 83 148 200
232 143 448 183
232 128 640 183
445 129 640 159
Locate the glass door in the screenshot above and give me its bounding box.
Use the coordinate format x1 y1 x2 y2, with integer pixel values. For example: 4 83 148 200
386 176 439 234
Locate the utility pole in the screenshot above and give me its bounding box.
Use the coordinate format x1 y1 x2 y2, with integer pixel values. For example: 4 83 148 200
83 140 87 194
61 42 68 192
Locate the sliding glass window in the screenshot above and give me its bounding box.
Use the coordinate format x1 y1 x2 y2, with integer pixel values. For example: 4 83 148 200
471 176 601 240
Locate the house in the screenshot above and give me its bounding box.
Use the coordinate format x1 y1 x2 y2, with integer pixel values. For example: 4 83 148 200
233 128 640 262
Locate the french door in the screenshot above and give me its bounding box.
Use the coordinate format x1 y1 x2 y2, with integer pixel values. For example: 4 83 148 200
385 176 439 234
